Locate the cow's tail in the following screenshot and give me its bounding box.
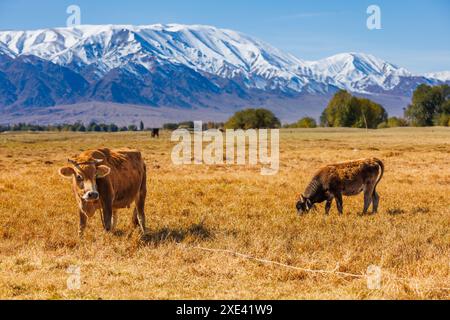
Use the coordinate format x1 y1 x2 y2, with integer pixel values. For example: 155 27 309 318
373 158 384 195
141 163 147 195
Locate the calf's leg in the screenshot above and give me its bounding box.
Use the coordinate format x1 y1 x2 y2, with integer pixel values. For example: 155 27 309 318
362 187 374 215
335 192 343 215
372 191 380 213
325 198 333 215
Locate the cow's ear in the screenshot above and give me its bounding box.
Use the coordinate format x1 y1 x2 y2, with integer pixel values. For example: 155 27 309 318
96 165 111 178
59 166 75 178
92 150 106 163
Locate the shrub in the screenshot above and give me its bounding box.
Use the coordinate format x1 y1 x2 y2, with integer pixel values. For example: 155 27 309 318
321 90 388 129
387 117 409 127
285 117 317 128
225 108 281 129
377 122 389 129
405 84 450 126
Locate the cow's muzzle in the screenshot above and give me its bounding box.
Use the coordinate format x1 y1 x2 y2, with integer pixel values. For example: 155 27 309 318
296 201 306 215
82 191 99 201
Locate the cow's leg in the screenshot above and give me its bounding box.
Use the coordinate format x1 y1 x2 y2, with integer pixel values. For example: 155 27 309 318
335 192 343 215
325 198 333 215
111 210 118 231
134 169 147 234
101 200 113 232
372 191 380 214
135 195 146 234
79 211 87 237
132 207 139 228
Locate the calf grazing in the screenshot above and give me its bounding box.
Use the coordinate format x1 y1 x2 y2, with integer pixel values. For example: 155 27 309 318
296 158 384 215
59 148 147 236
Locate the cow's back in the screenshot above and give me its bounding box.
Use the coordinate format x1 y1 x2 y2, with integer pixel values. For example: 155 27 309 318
100 148 146 208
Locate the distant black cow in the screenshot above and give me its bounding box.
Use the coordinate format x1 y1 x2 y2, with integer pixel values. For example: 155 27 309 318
151 128 160 138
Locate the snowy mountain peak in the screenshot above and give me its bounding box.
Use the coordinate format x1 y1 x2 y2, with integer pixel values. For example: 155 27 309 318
0 24 447 95
304 52 412 92
424 71 450 81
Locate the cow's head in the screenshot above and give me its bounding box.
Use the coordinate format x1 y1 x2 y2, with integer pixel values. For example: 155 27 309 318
296 195 313 215
59 152 111 206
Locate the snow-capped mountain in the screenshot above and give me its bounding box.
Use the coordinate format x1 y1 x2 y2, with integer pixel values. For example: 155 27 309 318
0 24 448 124
305 53 412 92
0 24 314 92
424 71 450 82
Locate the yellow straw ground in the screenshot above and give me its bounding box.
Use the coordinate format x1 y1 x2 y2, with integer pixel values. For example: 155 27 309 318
0 127 448 299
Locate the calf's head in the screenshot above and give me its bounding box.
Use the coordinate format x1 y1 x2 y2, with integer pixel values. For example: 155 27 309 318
59 158 111 205
296 195 313 215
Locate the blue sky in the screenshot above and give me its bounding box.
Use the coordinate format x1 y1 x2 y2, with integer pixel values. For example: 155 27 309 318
0 0 449 73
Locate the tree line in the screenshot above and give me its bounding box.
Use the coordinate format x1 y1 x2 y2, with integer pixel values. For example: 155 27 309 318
1 84 448 132
224 84 449 129
0 121 148 133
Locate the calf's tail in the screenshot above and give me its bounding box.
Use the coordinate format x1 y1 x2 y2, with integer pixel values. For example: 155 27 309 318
373 158 384 194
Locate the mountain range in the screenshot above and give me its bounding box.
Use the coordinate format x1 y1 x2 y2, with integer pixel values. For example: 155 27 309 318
0 24 449 126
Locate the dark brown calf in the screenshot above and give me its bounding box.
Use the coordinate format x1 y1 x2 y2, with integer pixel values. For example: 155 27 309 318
296 158 384 215
59 148 147 236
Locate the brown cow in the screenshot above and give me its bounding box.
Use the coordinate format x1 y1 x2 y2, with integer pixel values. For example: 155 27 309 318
59 148 147 236
296 158 384 215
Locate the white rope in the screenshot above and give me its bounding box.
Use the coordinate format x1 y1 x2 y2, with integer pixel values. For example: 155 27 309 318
181 244 450 292
183 245 365 278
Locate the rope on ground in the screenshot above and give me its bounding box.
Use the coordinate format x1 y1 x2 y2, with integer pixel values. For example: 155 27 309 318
180 244 450 292
182 244 365 278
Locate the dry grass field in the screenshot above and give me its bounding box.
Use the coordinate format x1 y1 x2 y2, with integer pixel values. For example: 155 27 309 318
0 127 449 300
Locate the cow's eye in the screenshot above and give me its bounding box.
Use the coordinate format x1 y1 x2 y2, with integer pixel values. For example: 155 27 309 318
76 175 83 182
